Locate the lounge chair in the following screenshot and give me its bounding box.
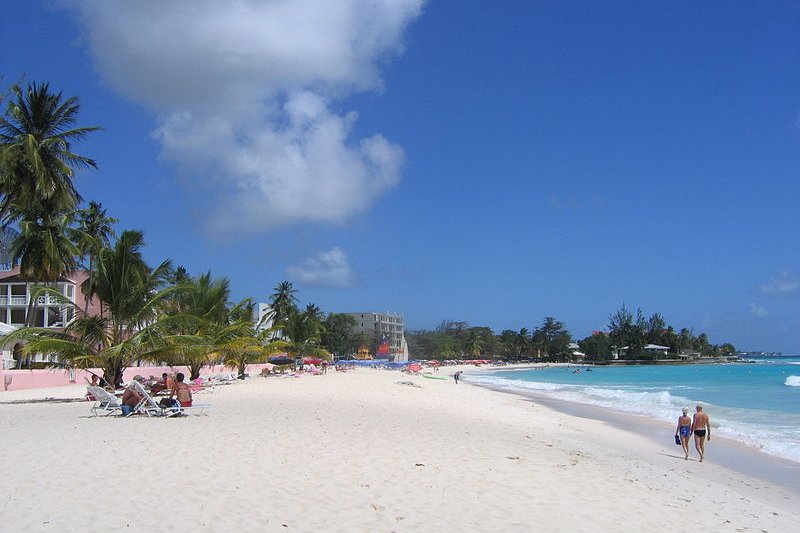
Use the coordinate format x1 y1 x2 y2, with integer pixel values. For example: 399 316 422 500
130 380 212 417
87 386 124 417
128 380 173 417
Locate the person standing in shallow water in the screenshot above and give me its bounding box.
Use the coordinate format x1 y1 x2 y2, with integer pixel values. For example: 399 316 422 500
453 371 462 384
675 407 692 460
691 404 711 462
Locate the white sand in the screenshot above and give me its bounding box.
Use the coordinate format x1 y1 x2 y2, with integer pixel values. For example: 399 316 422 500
1 366 798 532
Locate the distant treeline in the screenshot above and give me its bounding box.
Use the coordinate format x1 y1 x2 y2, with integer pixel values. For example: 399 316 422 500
406 305 736 361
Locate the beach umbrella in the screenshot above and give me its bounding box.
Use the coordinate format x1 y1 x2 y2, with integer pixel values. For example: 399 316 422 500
303 358 323 365
269 356 295 366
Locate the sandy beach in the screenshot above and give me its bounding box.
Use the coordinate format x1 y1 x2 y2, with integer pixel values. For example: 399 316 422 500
1 366 798 532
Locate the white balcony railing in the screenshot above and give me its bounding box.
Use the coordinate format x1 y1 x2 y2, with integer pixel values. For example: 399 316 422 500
0 294 71 306
0 296 28 306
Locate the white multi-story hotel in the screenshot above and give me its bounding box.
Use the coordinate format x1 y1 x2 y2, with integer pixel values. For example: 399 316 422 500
253 302 274 333
346 311 407 362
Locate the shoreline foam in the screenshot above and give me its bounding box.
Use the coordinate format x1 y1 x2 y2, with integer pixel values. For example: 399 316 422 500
467 364 800 464
466 376 800 494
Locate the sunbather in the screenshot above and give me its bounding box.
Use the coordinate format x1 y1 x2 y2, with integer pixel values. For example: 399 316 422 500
150 372 171 395
121 376 145 415
170 372 193 407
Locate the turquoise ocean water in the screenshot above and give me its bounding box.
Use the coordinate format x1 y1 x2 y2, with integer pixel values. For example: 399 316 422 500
469 358 800 463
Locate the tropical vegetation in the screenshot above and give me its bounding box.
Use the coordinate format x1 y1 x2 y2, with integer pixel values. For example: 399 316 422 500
0 81 346 381
407 307 735 362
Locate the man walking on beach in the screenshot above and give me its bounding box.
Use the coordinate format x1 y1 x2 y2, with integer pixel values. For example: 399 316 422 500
691 404 711 462
453 371 462 384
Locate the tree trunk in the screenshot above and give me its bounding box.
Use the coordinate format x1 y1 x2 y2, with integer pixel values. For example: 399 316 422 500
189 363 202 381
84 256 94 314
102 358 126 390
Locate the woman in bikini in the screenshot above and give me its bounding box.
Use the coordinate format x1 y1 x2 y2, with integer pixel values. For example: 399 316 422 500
170 372 193 407
691 404 711 462
675 407 692 460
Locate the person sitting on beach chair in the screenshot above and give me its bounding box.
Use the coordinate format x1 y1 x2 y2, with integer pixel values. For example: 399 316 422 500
150 373 171 395
121 376 145 416
85 375 101 400
170 372 193 407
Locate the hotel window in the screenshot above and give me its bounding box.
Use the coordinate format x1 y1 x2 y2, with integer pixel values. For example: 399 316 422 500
11 284 26 296
0 285 7 296
10 309 25 324
46 307 62 327
33 309 45 327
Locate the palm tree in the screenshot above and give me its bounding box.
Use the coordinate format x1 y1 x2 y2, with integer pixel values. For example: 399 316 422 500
0 81 100 226
12 213 79 283
1 283 174 386
222 324 289 379
178 272 230 321
90 231 170 339
160 272 236 380
268 280 298 337
11 212 79 330
283 304 329 361
464 332 483 358
73 200 117 312
64 229 173 382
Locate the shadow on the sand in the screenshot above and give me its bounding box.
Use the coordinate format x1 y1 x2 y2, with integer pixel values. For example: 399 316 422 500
0 397 86 405
657 452 697 462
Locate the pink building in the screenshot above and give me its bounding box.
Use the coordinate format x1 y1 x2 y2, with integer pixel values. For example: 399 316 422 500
0 267 102 369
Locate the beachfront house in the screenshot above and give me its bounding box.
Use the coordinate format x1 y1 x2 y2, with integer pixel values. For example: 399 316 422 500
0 267 100 369
568 342 585 361
611 344 672 360
643 344 670 358
679 349 701 360
611 346 627 359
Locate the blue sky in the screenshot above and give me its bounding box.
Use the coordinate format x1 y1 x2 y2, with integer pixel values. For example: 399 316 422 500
2 1 799 352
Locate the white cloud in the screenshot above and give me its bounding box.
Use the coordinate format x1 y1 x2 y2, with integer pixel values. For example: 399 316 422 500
760 272 800 296
287 247 356 288
749 303 768 318
66 0 423 236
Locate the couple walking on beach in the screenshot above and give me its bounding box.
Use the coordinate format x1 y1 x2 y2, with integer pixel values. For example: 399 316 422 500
675 405 711 462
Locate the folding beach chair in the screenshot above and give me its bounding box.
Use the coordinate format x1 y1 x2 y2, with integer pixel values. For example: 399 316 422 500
129 380 172 417
87 386 124 417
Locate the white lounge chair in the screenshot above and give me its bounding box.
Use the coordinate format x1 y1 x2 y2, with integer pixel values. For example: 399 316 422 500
129 380 173 417
87 386 124 417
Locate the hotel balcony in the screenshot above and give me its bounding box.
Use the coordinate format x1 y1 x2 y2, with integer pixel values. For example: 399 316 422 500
0 294 71 306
